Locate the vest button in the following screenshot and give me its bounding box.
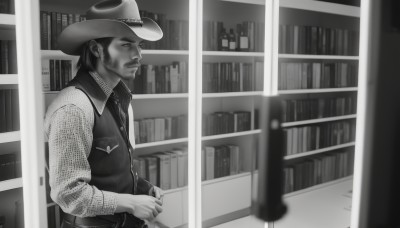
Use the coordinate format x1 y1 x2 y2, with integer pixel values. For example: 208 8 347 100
120 126 123 131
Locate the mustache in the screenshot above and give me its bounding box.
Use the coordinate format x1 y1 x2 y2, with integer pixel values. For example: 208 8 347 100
126 60 141 67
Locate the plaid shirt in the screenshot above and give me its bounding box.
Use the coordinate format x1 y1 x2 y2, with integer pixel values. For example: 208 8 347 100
44 71 135 217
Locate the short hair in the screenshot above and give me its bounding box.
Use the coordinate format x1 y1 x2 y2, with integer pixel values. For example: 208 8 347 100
76 37 113 71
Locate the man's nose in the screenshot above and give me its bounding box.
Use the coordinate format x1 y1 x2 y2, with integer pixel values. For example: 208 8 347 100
132 45 142 60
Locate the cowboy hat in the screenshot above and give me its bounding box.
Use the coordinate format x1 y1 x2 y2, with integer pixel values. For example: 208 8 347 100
58 0 163 55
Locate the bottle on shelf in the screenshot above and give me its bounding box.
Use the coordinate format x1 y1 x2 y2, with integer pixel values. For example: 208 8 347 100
239 28 249 52
218 27 229 51
228 28 236 51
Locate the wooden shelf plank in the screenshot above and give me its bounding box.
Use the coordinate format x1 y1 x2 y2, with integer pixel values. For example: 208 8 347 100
135 138 188 149
0 14 16 28
203 51 264 57
132 93 188 99
279 54 359 60
284 142 356 160
0 178 23 192
202 129 261 141
0 74 18 85
280 0 360 17
278 87 358 94
202 91 263 98
0 131 20 143
282 114 357 127
284 175 353 198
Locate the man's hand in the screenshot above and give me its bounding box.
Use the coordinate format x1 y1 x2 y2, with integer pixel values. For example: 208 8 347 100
115 194 163 221
149 186 164 202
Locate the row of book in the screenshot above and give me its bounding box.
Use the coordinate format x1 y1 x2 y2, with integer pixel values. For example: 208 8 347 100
202 62 263 93
283 120 356 155
282 95 357 122
42 59 73 92
283 148 354 193
0 89 19 133
134 115 188 144
0 40 17 74
134 148 188 190
40 11 86 50
139 10 188 50
203 21 265 52
128 62 188 94
279 62 358 90
202 144 241 181
279 25 359 55
0 0 13 14
0 153 21 181
202 111 252 136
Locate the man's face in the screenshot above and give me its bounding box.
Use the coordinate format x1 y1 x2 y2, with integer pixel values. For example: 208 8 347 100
99 37 143 81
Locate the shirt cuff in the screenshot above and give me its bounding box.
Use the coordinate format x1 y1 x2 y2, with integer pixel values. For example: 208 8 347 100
99 191 118 215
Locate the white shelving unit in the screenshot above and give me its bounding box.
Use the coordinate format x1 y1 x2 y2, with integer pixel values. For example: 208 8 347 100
0 131 20 144
278 87 358 94
284 142 356 160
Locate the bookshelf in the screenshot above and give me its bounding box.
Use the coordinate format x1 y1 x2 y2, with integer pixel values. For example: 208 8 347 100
272 0 360 227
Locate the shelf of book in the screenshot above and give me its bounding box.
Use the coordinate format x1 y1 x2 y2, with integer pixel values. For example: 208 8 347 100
203 51 264 57
278 54 359 60
0 74 18 85
0 131 20 143
220 0 265 5
47 202 56 207
279 0 360 17
202 172 250 186
134 138 188 149
278 87 358 94
0 14 15 28
202 129 261 141
202 91 263 98
281 114 357 127
284 142 355 160
0 178 22 192
283 175 353 198
132 93 189 99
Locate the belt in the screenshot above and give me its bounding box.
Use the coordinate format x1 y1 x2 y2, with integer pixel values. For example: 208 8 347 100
63 213 147 228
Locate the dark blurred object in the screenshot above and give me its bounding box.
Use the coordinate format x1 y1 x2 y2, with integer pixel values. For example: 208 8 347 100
252 96 287 221
15 199 24 228
317 0 360 7
0 216 5 228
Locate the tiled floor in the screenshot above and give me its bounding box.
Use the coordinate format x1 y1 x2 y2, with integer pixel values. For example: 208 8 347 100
210 216 266 228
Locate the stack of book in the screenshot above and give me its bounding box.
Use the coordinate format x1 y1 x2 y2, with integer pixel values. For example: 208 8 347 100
0 0 14 14
40 11 86 50
139 10 188 50
279 62 358 90
284 148 354 193
202 144 241 181
279 25 359 55
202 111 251 136
134 148 188 190
130 62 188 94
0 153 21 181
282 95 357 122
283 119 356 155
203 62 262 93
41 59 72 91
134 115 188 144
0 40 17 74
0 89 19 133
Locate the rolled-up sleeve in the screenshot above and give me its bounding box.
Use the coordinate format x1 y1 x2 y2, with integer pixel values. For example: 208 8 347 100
46 104 117 217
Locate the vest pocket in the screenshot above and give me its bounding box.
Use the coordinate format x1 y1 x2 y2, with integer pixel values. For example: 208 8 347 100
93 137 120 155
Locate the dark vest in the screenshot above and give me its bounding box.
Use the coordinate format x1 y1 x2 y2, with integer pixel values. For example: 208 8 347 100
68 70 135 194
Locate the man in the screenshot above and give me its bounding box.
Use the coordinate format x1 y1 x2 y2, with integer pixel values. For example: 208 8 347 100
44 0 164 227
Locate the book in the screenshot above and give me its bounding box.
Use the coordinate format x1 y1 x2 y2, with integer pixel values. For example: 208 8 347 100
204 146 215 180
0 153 16 181
42 59 51 91
4 89 12 132
0 90 5 132
11 89 19 130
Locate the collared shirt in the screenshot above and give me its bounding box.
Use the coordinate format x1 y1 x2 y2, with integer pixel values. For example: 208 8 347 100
44 71 134 217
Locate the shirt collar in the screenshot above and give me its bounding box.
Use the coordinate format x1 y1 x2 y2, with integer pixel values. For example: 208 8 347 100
87 71 132 115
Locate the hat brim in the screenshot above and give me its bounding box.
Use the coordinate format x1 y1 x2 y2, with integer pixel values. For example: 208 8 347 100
58 17 163 55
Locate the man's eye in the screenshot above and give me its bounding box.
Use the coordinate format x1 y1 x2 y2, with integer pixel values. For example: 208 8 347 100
139 42 146 48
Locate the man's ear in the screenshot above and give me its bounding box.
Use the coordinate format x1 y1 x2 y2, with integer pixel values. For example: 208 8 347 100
88 40 101 58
